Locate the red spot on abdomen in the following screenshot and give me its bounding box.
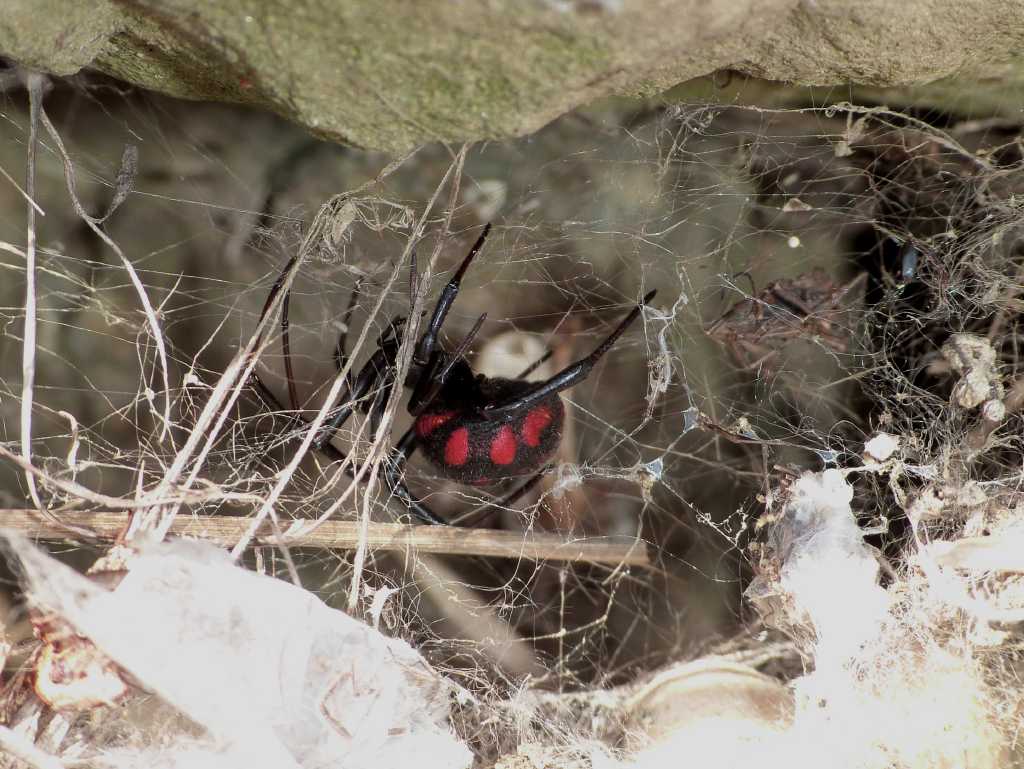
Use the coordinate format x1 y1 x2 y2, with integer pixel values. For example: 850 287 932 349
521 406 553 447
444 427 469 466
490 425 517 465
416 411 456 437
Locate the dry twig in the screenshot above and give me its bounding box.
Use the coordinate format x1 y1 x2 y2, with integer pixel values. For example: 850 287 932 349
20 73 44 510
0 510 650 566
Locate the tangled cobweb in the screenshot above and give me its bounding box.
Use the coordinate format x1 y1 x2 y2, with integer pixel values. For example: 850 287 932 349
1 71 1024 768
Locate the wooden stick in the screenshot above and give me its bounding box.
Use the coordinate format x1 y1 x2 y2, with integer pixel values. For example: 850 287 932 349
0 510 649 567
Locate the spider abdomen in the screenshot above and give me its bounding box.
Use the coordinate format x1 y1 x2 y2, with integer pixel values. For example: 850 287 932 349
414 388 565 486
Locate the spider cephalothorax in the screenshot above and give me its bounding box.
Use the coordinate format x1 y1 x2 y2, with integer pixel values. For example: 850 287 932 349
414 367 566 486
254 223 654 526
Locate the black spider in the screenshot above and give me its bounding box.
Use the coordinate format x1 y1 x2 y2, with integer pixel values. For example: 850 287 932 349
254 224 655 526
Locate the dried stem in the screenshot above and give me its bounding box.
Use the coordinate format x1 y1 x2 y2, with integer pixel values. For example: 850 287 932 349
21 72 44 509
37 88 174 444
0 510 650 566
347 145 469 611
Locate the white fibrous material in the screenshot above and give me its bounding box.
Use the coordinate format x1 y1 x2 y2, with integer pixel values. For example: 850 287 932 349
1 533 471 769
941 333 1003 410
751 469 890 666
743 470 1006 769
862 432 899 462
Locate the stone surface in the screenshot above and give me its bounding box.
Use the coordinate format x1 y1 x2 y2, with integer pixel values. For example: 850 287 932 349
1 0 120 74
4 0 1024 150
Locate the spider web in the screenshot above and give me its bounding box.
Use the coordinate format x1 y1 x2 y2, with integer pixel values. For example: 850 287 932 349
2 72 1024 766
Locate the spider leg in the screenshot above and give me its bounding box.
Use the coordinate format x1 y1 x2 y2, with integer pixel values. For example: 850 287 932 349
516 349 553 379
382 428 449 525
384 473 449 525
379 225 495 524
409 311 487 416
255 368 449 532
257 345 535 530
312 315 406 449
254 354 439 524
250 372 354 470
383 312 494 525
382 422 548 527
252 255 302 409
252 257 446 527
412 223 491 367
481 290 657 419
259 251 369 414
255 359 442 524
333 281 362 388
256 251 403 448
406 225 492 411
364 345 404 439
452 466 550 527
280 287 300 411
